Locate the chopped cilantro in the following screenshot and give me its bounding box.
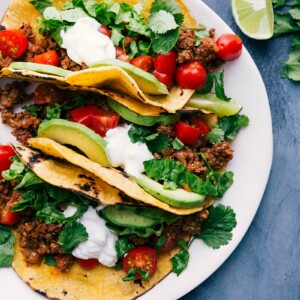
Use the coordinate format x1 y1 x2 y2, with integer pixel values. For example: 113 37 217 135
44 254 57 267
171 239 190 275
195 204 237 249
29 0 53 14
122 268 150 281
115 237 135 258
58 222 88 253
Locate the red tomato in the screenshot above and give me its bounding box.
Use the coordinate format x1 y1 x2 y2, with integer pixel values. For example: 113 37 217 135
34 83 64 104
192 118 211 136
152 70 173 89
130 56 153 72
122 246 157 280
0 29 28 59
33 50 60 66
70 106 100 128
98 24 111 38
216 33 242 61
76 258 99 269
175 61 207 90
91 110 120 137
153 51 177 75
0 198 21 225
0 145 15 179
175 121 201 145
115 46 129 62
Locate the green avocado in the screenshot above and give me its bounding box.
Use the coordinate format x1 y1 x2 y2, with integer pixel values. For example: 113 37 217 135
102 205 161 228
107 98 179 126
133 174 206 208
9 62 72 77
90 59 169 95
38 119 110 166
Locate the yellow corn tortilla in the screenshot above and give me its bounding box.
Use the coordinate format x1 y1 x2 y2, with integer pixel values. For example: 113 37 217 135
27 137 214 215
12 233 186 300
0 0 198 113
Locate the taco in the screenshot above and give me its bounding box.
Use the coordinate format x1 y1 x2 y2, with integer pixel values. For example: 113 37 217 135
0 144 198 300
0 0 225 114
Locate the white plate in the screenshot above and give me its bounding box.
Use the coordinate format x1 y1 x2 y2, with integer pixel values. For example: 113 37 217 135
0 0 273 299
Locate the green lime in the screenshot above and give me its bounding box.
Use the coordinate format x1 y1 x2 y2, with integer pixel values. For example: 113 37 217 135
186 93 242 116
231 0 274 39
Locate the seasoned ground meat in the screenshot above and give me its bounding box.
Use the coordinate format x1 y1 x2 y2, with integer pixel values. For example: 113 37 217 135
0 180 21 211
155 124 176 140
17 221 66 265
0 81 32 108
128 235 150 246
182 209 209 234
175 28 223 72
59 49 88 71
201 141 233 170
55 254 75 273
171 147 208 175
1 109 40 144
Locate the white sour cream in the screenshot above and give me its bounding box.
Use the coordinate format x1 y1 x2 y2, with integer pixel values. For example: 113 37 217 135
105 124 153 176
71 206 118 267
60 17 116 66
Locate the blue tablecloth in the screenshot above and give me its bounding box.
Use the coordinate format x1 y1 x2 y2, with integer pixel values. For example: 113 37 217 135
181 1 300 300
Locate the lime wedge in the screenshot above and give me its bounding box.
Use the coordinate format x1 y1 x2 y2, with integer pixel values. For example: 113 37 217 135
231 0 274 39
186 93 242 116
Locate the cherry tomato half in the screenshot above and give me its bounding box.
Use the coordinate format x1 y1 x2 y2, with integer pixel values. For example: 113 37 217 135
70 105 100 128
216 33 242 61
91 110 120 137
175 61 207 90
152 70 174 89
153 51 177 75
115 46 129 63
122 246 157 280
76 258 99 269
0 29 28 59
175 121 201 145
130 56 153 72
0 145 15 179
33 50 60 66
192 118 211 136
34 83 64 104
98 24 111 38
0 198 21 225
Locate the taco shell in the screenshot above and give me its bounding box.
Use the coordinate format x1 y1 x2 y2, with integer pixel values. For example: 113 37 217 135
12 233 186 300
27 137 213 215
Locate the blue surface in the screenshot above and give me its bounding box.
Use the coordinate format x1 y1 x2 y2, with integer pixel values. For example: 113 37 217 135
181 1 300 300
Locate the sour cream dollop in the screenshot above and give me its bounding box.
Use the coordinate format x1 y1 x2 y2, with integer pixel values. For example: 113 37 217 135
60 17 116 66
105 124 153 176
68 206 118 267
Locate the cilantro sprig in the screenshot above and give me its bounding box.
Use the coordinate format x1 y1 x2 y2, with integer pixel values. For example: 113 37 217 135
0 225 16 268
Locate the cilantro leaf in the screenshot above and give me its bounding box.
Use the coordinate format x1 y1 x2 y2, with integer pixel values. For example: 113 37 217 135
171 239 190 275
122 268 150 281
148 11 178 34
273 12 300 37
58 222 88 253
280 34 300 80
0 225 15 267
195 204 237 249
29 0 53 14
115 237 135 258
150 0 182 15
205 114 249 144
152 27 180 54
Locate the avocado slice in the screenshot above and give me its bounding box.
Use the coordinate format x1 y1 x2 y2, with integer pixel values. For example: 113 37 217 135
9 62 72 77
38 119 110 166
90 59 169 95
133 174 206 208
107 98 179 126
102 205 161 228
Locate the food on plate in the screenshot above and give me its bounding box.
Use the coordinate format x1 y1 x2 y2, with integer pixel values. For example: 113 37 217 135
0 0 249 299
0 0 243 113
